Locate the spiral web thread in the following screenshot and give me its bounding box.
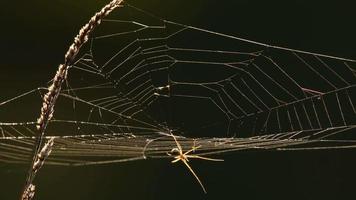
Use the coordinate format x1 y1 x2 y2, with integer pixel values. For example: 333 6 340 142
0 3 355 167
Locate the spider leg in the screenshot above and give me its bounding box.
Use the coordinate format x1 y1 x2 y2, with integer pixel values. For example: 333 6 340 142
181 159 207 193
183 145 202 156
186 155 224 161
171 157 181 163
186 155 224 162
183 148 196 156
170 133 183 154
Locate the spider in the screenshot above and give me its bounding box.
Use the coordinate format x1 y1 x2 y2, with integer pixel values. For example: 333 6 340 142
168 133 224 193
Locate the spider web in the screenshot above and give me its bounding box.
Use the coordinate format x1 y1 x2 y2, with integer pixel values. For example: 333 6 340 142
0 3 356 166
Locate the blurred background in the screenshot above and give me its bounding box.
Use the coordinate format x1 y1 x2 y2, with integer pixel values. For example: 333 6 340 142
1 0 356 199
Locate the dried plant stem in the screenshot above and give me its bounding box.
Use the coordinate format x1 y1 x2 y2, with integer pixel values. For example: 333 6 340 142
21 184 35 200
21 138 54 200
21 1 124 199
37 0 124 131
32 138 55 174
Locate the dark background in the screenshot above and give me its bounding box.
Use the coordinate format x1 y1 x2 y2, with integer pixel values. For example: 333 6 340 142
1 0 356 199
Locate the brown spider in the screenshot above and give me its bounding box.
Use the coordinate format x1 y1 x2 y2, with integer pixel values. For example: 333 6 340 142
168 133 224 193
